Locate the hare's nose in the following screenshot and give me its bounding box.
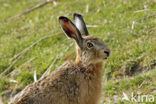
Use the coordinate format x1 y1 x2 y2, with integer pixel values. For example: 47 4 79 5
104 50 110 57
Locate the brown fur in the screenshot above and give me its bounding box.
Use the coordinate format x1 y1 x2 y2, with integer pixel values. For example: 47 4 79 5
9 14 110 104
10 61 103 104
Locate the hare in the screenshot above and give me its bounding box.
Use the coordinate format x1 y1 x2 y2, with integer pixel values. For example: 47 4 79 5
9 13 110 104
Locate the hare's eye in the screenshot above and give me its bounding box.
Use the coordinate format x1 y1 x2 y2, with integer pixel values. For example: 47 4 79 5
87 42 94 48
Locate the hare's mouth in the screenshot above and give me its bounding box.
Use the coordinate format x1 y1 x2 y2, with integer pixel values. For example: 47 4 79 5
103 50 110 60
104 57 108 60
103 55 109 60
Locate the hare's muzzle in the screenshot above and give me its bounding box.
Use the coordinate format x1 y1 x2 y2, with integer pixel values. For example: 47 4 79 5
104 51 110 57
103 48 111 59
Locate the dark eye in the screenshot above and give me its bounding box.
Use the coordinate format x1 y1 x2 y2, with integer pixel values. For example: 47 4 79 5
87 42 94 48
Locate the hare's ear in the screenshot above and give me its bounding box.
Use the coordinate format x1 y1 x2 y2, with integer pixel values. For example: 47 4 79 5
73 13 89 36
59 16 84 48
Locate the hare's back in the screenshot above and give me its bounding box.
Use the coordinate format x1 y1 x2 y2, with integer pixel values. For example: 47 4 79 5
10 61 89 104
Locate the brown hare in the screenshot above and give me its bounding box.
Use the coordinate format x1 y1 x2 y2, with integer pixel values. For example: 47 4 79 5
9 13 110 104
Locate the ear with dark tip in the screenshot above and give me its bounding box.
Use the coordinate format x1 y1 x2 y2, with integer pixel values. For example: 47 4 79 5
59 16 84 48
73 13 89 36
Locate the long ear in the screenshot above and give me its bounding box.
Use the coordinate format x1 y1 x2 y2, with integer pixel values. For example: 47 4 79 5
59 16 83 48
73 13 89 36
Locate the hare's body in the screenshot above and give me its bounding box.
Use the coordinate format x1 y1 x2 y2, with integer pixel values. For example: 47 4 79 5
10 13 110 104
10 61 102 104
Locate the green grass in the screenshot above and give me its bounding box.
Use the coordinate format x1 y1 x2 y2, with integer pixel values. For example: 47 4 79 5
103 68 156 103
0 0 156 103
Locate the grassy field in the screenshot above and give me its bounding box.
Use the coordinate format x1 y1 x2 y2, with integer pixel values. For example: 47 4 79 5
0 0 156 103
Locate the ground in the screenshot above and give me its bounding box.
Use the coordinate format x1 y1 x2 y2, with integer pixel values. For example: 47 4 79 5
0 0 156 104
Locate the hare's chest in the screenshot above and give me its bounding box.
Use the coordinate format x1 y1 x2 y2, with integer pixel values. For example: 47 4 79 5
78 72 102 104
88 76 102 103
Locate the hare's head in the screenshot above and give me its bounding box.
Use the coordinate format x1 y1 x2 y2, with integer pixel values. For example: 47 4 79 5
59 13 110 64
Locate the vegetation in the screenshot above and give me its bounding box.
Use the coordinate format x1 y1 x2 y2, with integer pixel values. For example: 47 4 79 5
0 0 155 103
